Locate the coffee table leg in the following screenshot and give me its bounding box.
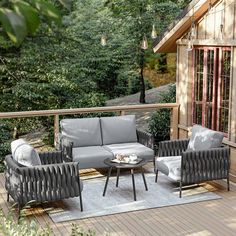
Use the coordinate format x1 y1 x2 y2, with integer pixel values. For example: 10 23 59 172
116 168 120 187
141 167 148 191
131 168 136 201
103 167 112 196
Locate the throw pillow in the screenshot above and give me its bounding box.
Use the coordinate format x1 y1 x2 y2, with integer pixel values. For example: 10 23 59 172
11 139 41 166
187 125 224 151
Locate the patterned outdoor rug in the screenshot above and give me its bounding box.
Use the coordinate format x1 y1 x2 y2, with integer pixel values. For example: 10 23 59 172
48 171 221 223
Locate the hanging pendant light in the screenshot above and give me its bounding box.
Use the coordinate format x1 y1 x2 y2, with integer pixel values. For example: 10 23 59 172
141 35 148 50
101 35 107 46
208 0 212 14
220 24 224 40
187 39 193 51
186 32 193 51
151 24 157 39
190 22 196 39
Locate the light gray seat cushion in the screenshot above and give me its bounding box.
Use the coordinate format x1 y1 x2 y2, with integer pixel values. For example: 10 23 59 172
11 139 41 167
156 156 182 181
104 142 154 161
100 115 138 145
60 117 102 147
72 146 114 169
187 125 224 151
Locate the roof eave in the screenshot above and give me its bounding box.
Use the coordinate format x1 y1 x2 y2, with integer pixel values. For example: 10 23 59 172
153 0 219 53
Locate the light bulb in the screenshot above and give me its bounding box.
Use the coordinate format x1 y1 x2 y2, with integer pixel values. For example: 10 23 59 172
187 39 193 51
220 24 224 39
141 35 148 50
151 24 157 39
101 35 107 46
208 1 212 14
191 22 196 39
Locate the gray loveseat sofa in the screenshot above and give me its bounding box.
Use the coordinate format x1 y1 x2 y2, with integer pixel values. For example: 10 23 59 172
59 115 155 169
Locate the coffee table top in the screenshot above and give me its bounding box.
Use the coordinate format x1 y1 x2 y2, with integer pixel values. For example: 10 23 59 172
104 158 148 169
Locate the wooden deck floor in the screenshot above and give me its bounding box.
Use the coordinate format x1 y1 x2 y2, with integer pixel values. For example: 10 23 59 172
1 166 236 236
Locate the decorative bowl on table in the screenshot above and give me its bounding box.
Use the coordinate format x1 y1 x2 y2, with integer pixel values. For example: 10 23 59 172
115 154 129 162
111 153 140 164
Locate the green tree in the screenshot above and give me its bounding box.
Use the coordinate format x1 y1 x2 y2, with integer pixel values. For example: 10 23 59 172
148 84 176 142
105 0 184 103
0 0 70 46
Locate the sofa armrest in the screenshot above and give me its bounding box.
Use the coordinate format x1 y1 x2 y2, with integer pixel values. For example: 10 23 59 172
137 130 154 150
181 146 230 184
158 139 189 157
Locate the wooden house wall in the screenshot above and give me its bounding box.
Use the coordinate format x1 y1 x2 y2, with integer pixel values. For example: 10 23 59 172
196 0 236 40
176 0 236 181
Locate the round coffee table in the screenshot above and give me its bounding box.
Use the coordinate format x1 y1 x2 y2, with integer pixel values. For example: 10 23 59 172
102 158 148 201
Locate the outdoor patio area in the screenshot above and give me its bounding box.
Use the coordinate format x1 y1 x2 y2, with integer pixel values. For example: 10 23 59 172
1 0 236 235
1 162 236 236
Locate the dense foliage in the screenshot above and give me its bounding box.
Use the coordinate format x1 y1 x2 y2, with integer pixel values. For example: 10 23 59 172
0 209 98 235
148 84 176 142
105 0 185 102
0 0 71 45
0 0 189 170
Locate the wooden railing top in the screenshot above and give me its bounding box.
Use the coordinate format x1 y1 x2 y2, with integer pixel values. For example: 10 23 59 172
0 103 179 119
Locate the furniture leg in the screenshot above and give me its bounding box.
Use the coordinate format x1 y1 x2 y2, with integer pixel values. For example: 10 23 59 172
179 181 182 198
131 168 136 201
103 167 112 196
78 181 83 212
153 157 156 172
227 176 230 191
141 167 148 191
155 170 158 183
116 168 120 187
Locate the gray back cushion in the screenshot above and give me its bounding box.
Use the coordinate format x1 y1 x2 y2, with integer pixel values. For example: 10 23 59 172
187 125 224 151
60 117 102 147
100 115 137 145
11 139 41 166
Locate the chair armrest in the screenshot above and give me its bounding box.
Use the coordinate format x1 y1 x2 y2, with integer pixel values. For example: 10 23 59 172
158 139 189 157
181 146 230 184
38 151 63 165
5 155 82 205
137 130 154 150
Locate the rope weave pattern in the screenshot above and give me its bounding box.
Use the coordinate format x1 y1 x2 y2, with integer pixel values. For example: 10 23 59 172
5 151 82 206
157 139 230 185
182 147 230 184
158 139 189 156
137 130 155 150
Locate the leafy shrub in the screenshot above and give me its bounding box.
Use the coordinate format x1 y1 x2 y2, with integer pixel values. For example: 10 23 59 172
0 209 52 236
0 122 12 172
71 224 96 236
148 84 176 142
0 208 102 236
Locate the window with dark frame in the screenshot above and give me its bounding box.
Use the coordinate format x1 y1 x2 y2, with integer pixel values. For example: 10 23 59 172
193 47 231 134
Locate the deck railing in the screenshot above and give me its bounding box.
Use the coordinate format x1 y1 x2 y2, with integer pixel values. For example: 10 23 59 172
0 103 179 146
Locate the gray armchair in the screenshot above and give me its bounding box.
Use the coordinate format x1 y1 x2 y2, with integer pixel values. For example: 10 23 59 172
155 139 230 197
5 151 83 213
